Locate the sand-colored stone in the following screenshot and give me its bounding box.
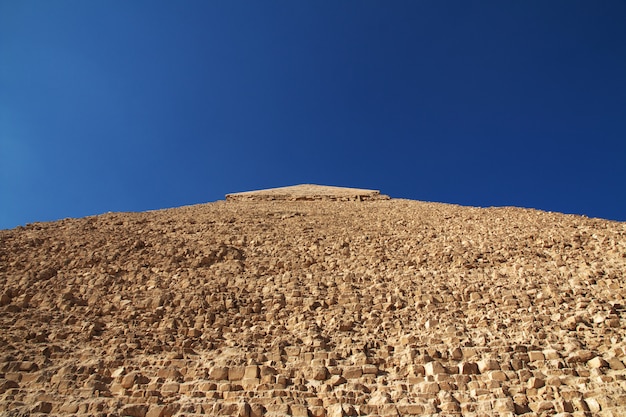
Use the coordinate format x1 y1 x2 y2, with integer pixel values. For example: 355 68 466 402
225 184 389 201
1 187 625 416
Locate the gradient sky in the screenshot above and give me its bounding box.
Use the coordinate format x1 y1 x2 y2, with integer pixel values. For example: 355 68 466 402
1 1 625 229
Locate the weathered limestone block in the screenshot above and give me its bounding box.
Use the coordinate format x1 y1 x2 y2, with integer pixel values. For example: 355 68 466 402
543 349 561 360
260 365 277 377
587 356 608 368
161 381 180 396
290 404 309 417
378 404 399 416
157 367 183 381
179 382 196 394
529 400 555 413
328 375 347 386
424 361 447 376
30 402 53 414
554 399 575 413
527 377 545 389
342 366 362 379
408 364 425 376
585 397 601 413
265 403 290 414
308 406 326 417
241 378 260 389
326 403 343 417
228 366 246 381
439 401 461 413
368 390 392 405
306 366 329 381
209 366 229 381
197 381 217 391
489 370 508 381
458 362 479 375
567 350 596 363
109 382 126 395
605 316 620 328
58 402 79 414
417 381 440 394
284 346 301 357
121 372 138 389
545 376 562 386
327 403 357 417
607 357 625 370
570 397 590 412
244 365 260 379
477 359 500 373
120 404 148 417
493 397 515 413
362 364 379 375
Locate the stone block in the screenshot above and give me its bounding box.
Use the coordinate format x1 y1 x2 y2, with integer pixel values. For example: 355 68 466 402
307 366 329 380
362 364 379 375
527 377 545 389
439 401 460 412
59 403 79 414
342 366 362 379
290 404 309 417
259 365 276 377
378 404 399 416
244 365 259 379
309 406 326 417
418 381 440 394
228 366 246 381
543 349 561 360
31 402 52 414
546 376 562 386
397 404 426 414
328 375 346 386
529 400 554 413
266 403 289 414
161 382 180 395
489 370 508 381
585 398 601 413
493 397 515 412
241 378 260 389
424 361 447 376
588 357 608 368
477 359 500 372
121 372 138 389
567 350 596 363
120 404 148 417
458 362 479 375
209 366 229 381
607 357 625 370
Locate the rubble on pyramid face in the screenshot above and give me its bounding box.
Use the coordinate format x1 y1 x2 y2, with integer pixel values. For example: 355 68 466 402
1 197 625 416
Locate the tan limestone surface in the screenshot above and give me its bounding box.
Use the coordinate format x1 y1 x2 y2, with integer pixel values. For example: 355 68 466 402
225 184 389 201
1 197 625 416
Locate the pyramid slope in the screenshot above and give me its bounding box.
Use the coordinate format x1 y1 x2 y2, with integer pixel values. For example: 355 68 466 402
0 198 625 416
226 184 389 201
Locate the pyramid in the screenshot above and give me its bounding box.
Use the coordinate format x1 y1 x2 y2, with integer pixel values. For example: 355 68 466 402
1 196 625 416
225 184 390 201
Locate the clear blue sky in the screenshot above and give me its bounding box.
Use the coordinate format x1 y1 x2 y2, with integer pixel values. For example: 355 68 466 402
1 1 625 229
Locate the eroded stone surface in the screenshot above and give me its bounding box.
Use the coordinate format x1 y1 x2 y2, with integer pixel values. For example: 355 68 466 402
1 197 625 416
225 184 389 201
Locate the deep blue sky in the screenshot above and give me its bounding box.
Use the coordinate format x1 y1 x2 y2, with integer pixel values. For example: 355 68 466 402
1 1 625 229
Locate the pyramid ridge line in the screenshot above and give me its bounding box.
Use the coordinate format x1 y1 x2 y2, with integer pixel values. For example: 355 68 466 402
225 184 390 202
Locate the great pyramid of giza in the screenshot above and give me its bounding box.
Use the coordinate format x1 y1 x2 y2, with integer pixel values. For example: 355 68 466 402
1 185 625 416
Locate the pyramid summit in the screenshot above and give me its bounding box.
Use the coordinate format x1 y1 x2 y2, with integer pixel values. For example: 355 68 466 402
225 184 390 201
